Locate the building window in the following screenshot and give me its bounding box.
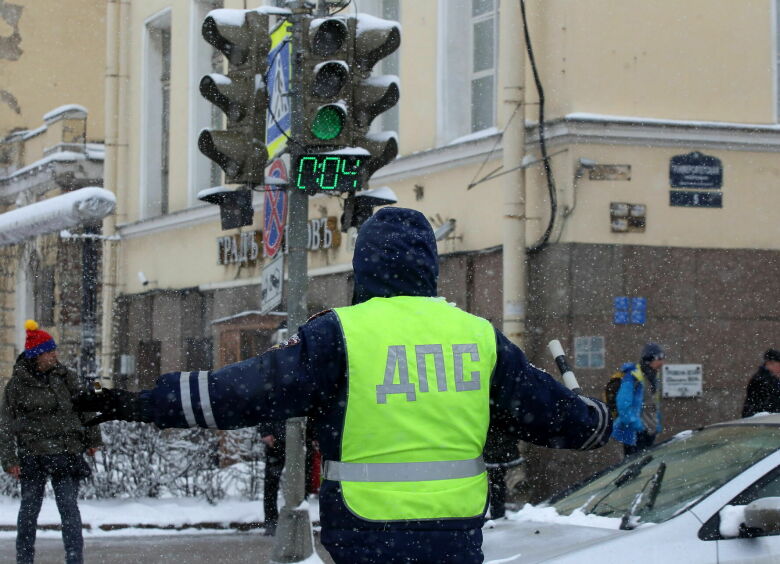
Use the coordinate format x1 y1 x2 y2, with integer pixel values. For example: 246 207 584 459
574 336 605 370
142 10 172 218
190 1 223 206
470 0 497 132
137 339 161 390
34 265 55 326
185 337 213 371
438 0 498 144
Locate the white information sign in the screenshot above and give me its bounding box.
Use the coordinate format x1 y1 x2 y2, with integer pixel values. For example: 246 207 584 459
260 253 284 314
662 364 703 398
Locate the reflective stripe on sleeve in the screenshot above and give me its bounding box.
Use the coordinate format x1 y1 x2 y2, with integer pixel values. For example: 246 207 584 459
197 371 216 428
179 372 196 427
323 456 485 483
579 396 610 450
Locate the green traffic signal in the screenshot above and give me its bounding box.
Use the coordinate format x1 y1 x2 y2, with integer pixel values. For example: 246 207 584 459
311 105 345 140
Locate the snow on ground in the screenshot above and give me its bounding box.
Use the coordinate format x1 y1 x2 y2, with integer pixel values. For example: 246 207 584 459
0 495 320 539
0 493 621 562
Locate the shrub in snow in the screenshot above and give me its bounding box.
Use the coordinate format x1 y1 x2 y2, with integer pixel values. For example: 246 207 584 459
0 422 267 502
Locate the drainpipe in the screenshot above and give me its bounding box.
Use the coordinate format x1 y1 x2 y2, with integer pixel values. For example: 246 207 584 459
99 0 122 384
500 0 527 348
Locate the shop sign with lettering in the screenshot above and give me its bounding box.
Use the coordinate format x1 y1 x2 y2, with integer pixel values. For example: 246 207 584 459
307 217 341 251
217 231 261 265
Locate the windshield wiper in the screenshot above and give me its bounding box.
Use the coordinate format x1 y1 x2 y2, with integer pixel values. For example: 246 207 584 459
586 455 653 515
620 462 667 530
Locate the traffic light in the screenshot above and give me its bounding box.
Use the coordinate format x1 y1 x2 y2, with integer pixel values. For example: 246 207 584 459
293 13 400 193
349 14 400 179
199 9 270 184
299 16 352 146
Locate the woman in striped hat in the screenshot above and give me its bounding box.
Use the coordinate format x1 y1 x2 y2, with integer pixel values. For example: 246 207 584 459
0 320 102 564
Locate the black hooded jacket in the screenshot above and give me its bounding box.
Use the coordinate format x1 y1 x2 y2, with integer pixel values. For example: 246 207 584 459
742 365 780 418
139 207 612 532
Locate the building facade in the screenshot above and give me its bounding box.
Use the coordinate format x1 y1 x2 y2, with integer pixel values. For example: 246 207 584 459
104 0 779 499
0 0 106 378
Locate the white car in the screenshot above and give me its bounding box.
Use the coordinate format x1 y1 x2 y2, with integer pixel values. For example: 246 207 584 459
483 414 780 564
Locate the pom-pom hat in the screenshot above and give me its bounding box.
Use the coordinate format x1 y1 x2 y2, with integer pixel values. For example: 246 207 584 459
24 319 57 359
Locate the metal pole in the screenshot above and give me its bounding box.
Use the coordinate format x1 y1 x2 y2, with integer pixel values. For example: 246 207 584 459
271 2 314 561
80 224 100 384
501 0 527 349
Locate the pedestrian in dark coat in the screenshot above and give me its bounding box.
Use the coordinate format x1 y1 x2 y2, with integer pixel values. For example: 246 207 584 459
483 426 523 520
74 207 612 564
0 321 101 564
260 420 286 536
742 349 780 418
259 419 318 536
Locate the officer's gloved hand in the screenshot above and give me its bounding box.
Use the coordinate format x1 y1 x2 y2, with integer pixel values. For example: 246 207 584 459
72 388 143 426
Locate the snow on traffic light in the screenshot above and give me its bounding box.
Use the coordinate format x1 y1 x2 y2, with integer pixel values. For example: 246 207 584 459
198 9 270 185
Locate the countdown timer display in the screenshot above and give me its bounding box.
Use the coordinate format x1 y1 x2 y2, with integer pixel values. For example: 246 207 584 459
293 154 367 193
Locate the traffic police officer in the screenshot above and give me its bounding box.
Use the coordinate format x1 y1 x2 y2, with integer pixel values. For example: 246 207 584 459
75 207 611 564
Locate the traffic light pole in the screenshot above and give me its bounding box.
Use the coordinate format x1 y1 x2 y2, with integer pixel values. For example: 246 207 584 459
271 2 314 562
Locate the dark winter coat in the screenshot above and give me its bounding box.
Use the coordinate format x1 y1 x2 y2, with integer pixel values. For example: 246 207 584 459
742 366 780 418
483 425 521 466
0 355 102 471
136 207 612 536
259 420 286 459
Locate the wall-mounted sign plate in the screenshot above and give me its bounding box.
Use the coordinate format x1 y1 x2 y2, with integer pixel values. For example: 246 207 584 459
670 190 722 208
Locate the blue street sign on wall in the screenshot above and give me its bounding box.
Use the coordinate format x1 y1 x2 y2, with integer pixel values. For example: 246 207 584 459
614 297 647 325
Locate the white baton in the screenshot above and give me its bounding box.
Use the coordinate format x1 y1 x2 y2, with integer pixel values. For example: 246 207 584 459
547 339 582 395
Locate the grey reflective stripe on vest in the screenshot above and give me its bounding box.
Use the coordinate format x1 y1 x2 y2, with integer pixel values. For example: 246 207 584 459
323 456 485 482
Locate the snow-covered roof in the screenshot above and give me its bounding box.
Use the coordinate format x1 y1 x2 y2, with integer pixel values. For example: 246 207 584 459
42 104 88 122
564 112 780 131
210 310 286 325
21 124 47 141
448 127 500 146
0 187 115 246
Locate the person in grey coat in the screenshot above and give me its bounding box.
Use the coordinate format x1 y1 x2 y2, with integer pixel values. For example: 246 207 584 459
0 321 101 564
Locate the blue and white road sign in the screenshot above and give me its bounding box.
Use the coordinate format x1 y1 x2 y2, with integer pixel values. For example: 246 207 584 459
266 22 292 159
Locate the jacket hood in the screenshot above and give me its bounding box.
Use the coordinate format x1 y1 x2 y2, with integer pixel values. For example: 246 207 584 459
352 207 439 304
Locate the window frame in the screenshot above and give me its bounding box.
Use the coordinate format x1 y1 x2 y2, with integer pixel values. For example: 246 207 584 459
140 8 173 219
437 0 499 145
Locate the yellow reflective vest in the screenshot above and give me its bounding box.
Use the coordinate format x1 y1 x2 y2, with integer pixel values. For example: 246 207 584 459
330 296 496 521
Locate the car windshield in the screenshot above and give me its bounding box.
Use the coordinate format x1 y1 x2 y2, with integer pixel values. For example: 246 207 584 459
551 423 780 526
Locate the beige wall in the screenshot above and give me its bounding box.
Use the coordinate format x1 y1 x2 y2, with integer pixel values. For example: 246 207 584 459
0 0 106 141
530 0 775 123
114 0 780 295
397 0 437 154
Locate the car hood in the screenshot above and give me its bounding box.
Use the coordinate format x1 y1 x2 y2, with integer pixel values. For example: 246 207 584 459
482 520 626 563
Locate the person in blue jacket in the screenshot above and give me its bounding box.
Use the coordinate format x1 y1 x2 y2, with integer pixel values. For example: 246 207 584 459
74 207 612 564
611 343 665 458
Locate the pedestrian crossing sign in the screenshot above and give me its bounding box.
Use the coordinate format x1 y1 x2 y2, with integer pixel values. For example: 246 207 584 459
266 21 292 159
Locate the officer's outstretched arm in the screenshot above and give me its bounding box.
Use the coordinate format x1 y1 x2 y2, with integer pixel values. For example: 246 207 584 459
491 330 612 450
73 323 341 430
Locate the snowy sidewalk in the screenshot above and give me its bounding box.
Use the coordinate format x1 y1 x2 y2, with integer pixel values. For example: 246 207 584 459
0 495 320 536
